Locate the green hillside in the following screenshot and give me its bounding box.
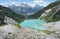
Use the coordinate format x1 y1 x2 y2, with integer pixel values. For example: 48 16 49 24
28 1 60 19
0 5 25 23
40 1 60 22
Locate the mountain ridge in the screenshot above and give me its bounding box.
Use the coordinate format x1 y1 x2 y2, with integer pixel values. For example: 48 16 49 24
0 5 25 22
7 3 44 17
28 1 60 19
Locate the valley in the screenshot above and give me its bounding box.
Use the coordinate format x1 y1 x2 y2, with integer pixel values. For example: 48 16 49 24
0 0 60 39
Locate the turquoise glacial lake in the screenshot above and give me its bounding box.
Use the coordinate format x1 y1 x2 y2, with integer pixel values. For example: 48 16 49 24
20 19 46 30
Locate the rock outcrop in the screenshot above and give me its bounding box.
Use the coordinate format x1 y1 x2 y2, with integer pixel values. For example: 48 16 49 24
0 24 60 39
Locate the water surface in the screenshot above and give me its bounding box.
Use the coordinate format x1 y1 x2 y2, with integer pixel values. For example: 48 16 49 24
20 19 46 30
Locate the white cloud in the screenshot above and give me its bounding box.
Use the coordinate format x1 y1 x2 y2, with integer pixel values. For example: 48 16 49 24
7 2 20 6
33 0 49 6
11 2 16 4
21 2 36 7
0 0 50 7
0 1 20 7
11 2 17 5
0 3 9 7
24 0 49 7
34 0 44 2
26 3 36 7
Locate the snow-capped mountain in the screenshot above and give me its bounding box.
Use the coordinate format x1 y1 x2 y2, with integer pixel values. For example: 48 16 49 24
8 3 44 17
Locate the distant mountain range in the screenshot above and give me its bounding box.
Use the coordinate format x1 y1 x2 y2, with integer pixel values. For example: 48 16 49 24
0 1 60 22
7 3 44 17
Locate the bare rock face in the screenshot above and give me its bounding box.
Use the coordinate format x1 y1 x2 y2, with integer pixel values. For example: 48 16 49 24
16 27 48 39
0 24 60 39
43 21 60 31
0 29 7 39
0 24 47 39
4 16 17 24
0 24 19 39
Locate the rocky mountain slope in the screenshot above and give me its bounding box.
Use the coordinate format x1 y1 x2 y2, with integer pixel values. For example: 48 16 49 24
8 3 43 17
40 1 60 22
0 24 60 39
0 5 25 22
28 1 60 19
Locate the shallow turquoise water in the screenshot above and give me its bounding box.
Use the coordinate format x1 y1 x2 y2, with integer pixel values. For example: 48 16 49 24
20 19 46 30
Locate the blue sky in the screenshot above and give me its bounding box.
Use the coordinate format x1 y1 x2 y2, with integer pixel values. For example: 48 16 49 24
0 0 56 7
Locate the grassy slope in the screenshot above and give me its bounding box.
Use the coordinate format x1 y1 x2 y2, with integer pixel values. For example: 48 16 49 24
39 1 60 22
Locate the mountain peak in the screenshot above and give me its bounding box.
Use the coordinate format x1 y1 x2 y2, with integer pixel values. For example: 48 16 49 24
7 3 44 17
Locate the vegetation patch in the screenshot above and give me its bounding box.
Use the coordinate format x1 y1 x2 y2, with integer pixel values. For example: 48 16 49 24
14 23 21 28
0 22 6 27
43 30 53 35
